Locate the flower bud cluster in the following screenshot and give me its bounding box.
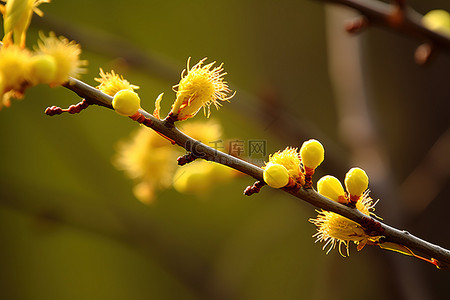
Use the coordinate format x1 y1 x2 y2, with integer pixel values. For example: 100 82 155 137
1 2 86 109
262 139 324 189
317 167 369 206
0 32 86 109
310 167 379 256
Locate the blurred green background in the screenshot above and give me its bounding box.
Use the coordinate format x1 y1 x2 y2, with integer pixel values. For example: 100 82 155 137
1 0 449 299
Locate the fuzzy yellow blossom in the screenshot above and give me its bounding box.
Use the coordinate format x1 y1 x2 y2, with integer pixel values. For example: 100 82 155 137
2 0 50 48
309 191 380 256
0 44 32 108
173 160 235 197
344 167 369 203
112 89 141 116
170 57 234 121
36 32 86 85
115 118 235 203
179 118 223 143
265 147 304 185
28 54 56 85
317 175 347 204
114 126 178 204
263 162 290 188
95 68 139 97
422 9 450 36
174 119 236 196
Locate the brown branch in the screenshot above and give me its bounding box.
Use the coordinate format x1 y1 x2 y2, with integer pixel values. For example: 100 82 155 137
322 0 450 53
59 77 450 269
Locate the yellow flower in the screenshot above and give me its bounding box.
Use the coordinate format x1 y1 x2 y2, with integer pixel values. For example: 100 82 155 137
36 32 87 85
179 118 223 143
95 68 139 97
309 191 380 256
0 44 32 109
28 54 57 85
423 9 450 36
317 175 347 204
344 167 369 204
263 162 290 188
173 160 235 197
112 89 141 117
300 139 325 187
300 139 324 170
114 118 235 202
2 0 50 48
265 147 304 185
114 126 178 204
170 57 234 121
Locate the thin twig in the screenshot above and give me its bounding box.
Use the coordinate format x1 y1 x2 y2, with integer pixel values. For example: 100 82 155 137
321 0 450 52
61 77 450 268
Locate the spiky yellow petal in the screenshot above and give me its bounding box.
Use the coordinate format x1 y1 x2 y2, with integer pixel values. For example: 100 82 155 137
309 191 379 256
36 32 87 85
95 68 139 97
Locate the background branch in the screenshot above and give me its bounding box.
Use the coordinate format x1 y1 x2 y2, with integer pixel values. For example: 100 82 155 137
62 77 450 269
321 0 450 55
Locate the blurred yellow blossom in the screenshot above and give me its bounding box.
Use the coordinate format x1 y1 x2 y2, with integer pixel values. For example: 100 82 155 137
0 44 32 108
179 118 223 143
422 9 450 36
2 0 50 48
114 126 178 204
173 160 235 197
115 118 237 203
170 58 234 121
36 32 87 86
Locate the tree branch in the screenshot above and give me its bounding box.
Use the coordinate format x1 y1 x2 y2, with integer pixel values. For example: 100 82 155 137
60 77 450 269
321 0 450 54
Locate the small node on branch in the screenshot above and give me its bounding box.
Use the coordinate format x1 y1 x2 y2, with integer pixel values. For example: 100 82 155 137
45 98 90 116
129 111 151 125
163 112 177 126
414 43 434 65
388 3 405 28
177 153 198 166
244 181 266 196
345 16 369 34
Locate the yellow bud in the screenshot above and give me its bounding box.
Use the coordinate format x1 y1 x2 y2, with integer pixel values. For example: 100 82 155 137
29 54 56 85
423 10 450 36
112 89 141 116
344 167 369 197
263 162 290 188
317 175 346 203
300 139 325 170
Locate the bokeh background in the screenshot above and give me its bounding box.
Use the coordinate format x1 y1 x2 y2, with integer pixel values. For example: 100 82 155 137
1 0 449 299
